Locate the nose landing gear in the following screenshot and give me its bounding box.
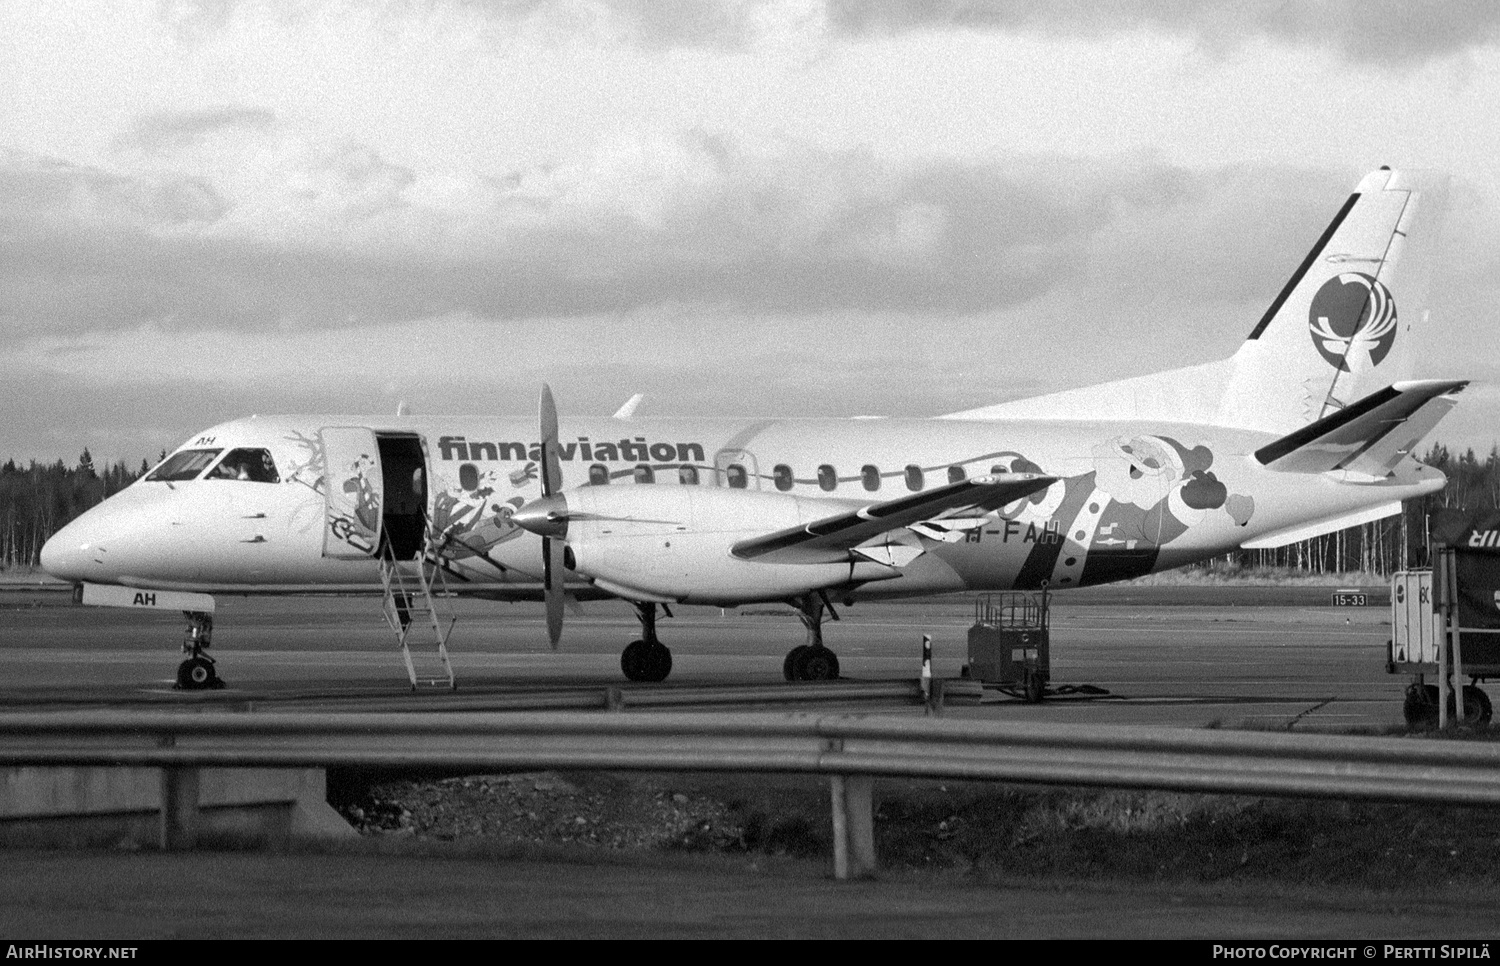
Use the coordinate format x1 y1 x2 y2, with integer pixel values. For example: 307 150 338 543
620 602 673 683
176 611 224 690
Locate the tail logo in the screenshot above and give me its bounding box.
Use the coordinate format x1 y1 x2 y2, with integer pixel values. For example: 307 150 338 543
1308 272 1397 371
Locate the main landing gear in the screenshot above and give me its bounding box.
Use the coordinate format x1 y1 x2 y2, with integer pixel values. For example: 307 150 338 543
1403 681 1493 728
783 593 841 682
620 602 673 683
176 610 224 691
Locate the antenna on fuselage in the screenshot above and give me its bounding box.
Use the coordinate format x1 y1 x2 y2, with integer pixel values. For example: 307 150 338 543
612 394 644 420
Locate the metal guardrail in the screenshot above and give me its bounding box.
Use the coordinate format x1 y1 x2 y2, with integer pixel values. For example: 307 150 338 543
265 680 933 714
3 710 1498 876
3 709 1499 801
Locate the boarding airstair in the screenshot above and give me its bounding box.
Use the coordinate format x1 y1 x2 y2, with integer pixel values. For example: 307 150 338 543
378 532 457 690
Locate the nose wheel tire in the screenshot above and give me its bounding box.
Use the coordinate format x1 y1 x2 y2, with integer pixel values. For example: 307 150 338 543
621 639 672 683
176 656 222 691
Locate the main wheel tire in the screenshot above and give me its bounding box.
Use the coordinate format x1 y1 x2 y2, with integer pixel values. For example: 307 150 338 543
783 645 809 682
1451 685 1494 726
794 646 839 681
176 657 216 691
1465 685 1494 725
1403 683 1439 729
621 639 650 682
640 644 672 683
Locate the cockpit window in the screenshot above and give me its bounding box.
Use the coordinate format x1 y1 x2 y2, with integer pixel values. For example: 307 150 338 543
207 448 280 484
145 449 222 482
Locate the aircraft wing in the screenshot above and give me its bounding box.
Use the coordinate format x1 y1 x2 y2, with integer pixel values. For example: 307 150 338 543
1254 380 1467 477
730 473 1056 565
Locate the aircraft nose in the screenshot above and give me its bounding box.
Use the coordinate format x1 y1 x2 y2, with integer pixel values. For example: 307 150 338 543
40 506 117 583
40 519 97 583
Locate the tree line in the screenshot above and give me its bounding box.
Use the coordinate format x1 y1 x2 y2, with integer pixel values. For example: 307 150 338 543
1217 443 1500 578
3 444 1499 576
1 451 149 569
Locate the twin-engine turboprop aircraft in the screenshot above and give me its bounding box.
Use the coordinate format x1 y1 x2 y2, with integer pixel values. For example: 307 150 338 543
41 167 1469 690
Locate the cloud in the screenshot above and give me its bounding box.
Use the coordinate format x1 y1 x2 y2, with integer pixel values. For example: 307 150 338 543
288 0 1498 65
0 134 1404 346
161 1 1499 65
155 0 826 51
825 0 1500 67
124 106 277 153
5 144 1490 463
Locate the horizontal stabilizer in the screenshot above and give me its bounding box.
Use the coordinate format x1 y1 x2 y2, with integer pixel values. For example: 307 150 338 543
1241 501 1404 550
731 473 1056 565
1254 380 1466 476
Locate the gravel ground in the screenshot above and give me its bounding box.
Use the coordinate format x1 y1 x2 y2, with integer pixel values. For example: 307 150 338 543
337 771 758 853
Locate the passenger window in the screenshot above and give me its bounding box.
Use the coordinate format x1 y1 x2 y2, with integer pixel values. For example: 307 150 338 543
773 464 794 492
633 464 655 484
678 466 699 485
459 464 480 490
861 465 880 492
145 448 222 482
817 465 837 492
589 464 610 485
905 464 924 492
948 465 966 484
726 464 748 489
207 448 280 483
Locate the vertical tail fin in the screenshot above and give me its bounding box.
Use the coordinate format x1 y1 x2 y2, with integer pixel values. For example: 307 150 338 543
1217 168 1450 433
939 168 1453 436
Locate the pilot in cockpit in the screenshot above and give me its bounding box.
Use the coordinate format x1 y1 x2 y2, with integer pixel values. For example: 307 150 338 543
209 449 280 483
210 455 250 481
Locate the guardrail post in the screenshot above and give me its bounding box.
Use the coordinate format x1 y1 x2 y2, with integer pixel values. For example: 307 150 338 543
829 774 876 880
159 766 200 850
926 678 945 716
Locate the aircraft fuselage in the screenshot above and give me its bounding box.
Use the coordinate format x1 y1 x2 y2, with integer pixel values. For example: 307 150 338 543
41 412 1446 606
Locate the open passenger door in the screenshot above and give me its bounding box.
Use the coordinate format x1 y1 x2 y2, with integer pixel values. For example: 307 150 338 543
320 427 384 559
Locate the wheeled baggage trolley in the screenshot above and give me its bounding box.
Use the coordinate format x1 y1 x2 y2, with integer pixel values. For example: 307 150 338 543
962 590 1050 702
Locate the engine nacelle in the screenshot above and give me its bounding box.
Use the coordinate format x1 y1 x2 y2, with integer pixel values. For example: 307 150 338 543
556 485 898 605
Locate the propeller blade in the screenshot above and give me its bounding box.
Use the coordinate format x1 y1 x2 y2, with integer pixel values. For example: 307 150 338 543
543 535 565 648
539 384 565 647
539 383 562 498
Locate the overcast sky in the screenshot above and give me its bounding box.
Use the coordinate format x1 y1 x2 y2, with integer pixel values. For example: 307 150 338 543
4 0 1499 468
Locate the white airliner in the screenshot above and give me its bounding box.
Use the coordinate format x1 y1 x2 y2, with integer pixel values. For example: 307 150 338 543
41 167 1468 690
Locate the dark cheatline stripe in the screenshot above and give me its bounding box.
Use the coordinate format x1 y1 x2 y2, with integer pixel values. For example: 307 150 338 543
1254 384 1403 465
865 482 974 519
1245 192 1360 341
733 528 813 558
1081 548 1159 586
1012 477 1093 589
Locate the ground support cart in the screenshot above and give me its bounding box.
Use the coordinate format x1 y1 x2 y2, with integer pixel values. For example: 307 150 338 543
1389 551 1495 729
962 591 1050 703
